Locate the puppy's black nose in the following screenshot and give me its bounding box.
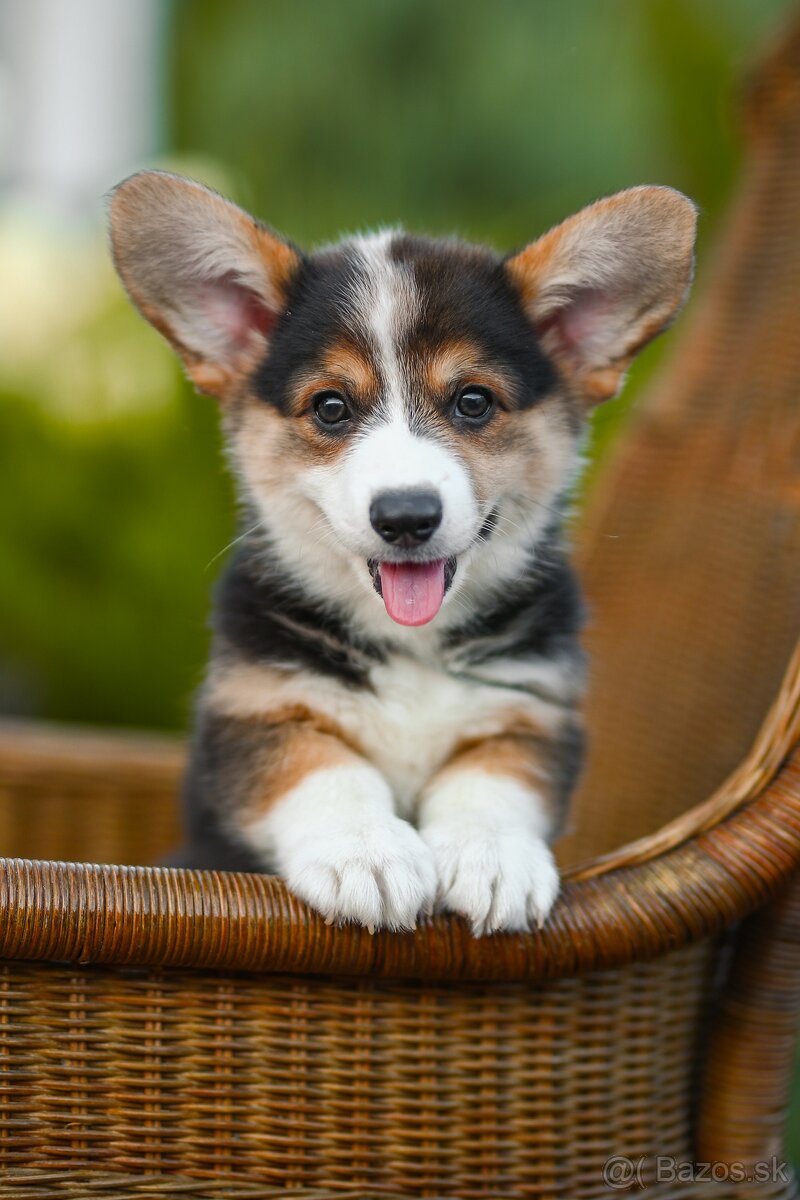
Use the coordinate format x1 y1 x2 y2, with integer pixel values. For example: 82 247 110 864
370 489 443 546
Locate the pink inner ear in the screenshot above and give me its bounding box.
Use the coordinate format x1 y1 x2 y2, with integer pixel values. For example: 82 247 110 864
200 273 277 356
537 286 615 364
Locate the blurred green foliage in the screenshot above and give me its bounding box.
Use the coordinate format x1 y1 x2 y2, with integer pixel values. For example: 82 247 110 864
0 0 795 730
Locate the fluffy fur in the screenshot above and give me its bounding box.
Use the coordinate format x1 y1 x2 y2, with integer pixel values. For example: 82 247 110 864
109 172 696 934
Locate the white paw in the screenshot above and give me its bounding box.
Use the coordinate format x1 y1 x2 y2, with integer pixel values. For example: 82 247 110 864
253 765 437 931
423 826 559 935
420 770 560 936
286 815 437 932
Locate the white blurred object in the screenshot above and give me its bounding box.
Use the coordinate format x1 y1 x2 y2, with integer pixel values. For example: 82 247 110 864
0 0 164 220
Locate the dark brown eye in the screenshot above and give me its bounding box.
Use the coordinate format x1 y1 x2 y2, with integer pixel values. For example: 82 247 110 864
313 391 350 426
455 386 494 422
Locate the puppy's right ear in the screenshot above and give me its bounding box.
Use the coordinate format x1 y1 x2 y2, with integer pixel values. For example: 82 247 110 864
109 171 301 398
505 187 696 406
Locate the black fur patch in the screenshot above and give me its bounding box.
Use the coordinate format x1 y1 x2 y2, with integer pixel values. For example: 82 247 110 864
177 709 275 872
251 248 372 413
214 542 385 687
444 524 585 672
389 234 560 409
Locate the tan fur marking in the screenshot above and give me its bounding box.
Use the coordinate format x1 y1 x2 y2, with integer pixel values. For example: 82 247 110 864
281 342 381 423
258 231 299 300
441 733 547 785
430 726 560 828
253 703 365 755
236 706 364 819
581 366 627 405
234 384 350 473
422 339 519 407
320 343 380 398
191 363 232 396
235 341 383 472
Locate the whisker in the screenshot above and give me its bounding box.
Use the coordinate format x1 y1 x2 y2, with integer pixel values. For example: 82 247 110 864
526 495 565 521
492 513 524 534
205 520 266 572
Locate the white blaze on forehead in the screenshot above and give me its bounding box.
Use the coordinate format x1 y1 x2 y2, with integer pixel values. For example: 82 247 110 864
320 232 481 554
348 230 417 416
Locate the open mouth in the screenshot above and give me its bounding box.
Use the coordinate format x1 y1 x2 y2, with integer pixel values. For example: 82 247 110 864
368 557 457 627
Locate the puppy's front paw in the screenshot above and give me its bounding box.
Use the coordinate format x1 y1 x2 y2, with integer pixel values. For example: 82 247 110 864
261 765 437 931
287 815 436 932
424 828 559 936
420 773 559 936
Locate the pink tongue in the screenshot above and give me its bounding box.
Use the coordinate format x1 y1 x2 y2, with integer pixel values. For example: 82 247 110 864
379 560 446 626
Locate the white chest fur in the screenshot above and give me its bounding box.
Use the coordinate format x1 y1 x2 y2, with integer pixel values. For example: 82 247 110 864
351 655 550 812
207 650 566 815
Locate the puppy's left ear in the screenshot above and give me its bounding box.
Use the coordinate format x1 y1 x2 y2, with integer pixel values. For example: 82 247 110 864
109 171 301 398
505 187 697 405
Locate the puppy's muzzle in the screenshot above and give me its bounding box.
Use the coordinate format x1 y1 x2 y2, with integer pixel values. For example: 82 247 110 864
369 489 442 548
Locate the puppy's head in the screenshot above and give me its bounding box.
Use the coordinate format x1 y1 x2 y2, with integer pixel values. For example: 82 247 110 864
110 173 696 630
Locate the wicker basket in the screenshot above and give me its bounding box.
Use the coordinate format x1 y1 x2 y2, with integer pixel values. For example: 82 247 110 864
2 15 800 1200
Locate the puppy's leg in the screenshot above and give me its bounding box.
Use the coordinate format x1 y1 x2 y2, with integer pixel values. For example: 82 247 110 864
192 708 436 931
418 726 581 936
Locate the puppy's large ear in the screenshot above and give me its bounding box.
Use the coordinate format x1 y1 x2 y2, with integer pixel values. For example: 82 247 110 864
109 171 301 398
505 187 697 404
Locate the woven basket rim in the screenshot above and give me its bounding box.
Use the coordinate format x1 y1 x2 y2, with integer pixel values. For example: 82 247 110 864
0 737 797 981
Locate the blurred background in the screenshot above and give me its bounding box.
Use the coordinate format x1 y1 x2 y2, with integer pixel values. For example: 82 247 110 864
0 0 793 733
0 0 797 1162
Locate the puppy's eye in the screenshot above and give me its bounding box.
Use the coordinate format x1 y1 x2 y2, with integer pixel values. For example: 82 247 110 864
313 391 350 426
454 386 494 422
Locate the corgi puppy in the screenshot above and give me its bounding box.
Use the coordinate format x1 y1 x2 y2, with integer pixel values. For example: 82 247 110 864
109 173 695 935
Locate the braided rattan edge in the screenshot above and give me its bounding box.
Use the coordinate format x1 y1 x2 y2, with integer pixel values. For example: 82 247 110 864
0 748 798 982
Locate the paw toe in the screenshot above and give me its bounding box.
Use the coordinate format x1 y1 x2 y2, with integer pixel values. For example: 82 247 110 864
336 861 386 928
290 862 342 922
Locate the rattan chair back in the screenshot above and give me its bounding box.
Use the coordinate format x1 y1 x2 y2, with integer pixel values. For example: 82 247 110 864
562 14 800 867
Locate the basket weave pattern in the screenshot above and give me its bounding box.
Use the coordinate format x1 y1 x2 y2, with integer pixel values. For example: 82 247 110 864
1 947 715 1198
